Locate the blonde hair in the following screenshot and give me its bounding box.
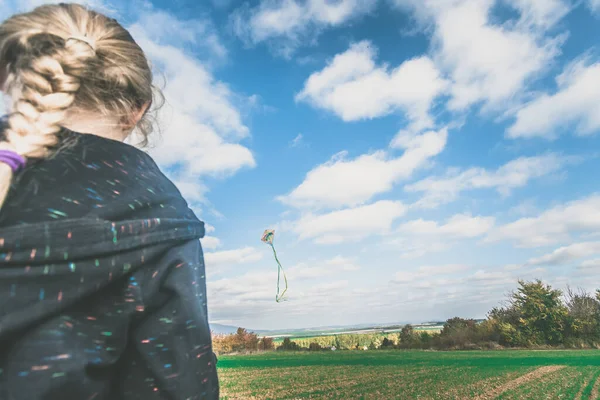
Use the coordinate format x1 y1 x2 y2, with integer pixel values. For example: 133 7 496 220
0 3 160 207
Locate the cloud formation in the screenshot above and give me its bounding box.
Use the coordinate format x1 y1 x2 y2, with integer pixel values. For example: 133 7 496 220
487 195 600 247
292 200 407 244
231 0 377 57
508 59 600 139
296 41 448 131
406 153 573 208
527 241 600 265
279 128 447 209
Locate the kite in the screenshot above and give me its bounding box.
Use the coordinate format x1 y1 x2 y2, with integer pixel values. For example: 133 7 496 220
261 229 288 302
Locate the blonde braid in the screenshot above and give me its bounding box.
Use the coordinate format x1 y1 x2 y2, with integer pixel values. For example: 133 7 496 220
0 35 95 205
5 56 79 155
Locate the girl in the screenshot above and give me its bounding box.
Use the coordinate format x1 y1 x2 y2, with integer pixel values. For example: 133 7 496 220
0 3 218 399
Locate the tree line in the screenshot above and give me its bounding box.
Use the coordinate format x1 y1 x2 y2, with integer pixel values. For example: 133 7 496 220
212 280 600 354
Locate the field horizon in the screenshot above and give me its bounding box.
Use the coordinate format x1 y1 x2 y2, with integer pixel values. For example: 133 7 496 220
210 320 460 337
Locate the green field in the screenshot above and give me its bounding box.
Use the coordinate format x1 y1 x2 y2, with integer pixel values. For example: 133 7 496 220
217 350 600 399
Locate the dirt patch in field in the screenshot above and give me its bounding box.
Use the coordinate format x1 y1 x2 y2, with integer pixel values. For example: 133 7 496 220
576 382 586 400
473 365 566 400
592 375 600 400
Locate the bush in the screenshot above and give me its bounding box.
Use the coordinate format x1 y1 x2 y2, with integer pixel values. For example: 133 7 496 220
438 317 479 349
259 337 274 351
278 337 301 351
308 342 322 351
212 327 261 354
398 325 419 349
418 332 434 349
381 337 393 348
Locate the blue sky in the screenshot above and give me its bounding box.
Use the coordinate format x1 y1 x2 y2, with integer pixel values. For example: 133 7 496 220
2 0 600 330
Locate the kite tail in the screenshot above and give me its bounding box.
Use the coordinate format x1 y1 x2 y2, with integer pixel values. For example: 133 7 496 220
270 243 288 302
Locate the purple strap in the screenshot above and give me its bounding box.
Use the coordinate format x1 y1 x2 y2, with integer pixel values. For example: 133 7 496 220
0 150 26 172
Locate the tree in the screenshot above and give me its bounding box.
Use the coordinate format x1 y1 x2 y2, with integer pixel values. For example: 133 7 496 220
369 337 382 350
278 337 300 351
231 327 259 352
441 317 476 336
399 324 419 349
565 287 600 344
510 280 569 346
439 317 478 349
258 337 274 351
232 327 247 352
419 331 433 349
487 305 526 346
400 324 415 343
308 342 322 351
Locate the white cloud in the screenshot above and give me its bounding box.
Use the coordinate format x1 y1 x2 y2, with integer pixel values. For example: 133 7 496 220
393 264 469 283
393 0 564 111
507 0 572 29
385 236 451 259
287 256 360 279
468 270 516 286
487 195 600 247
134 9 228 63
170 179 209 207
419 264 470 275
208 270 276 304
292 200 407 244
204 247 264 266
507 59 600 139
231 0 377 56
579 259 600 271
205 223 216 234
386 214 494 259
201 236 222 251
393 264 544 289
130 26 249 141
398 214 495 238
312 280 349 292
296 41 448 131
326 255 361 270
406 153 571 208
527 241 600 265
279 128 447 209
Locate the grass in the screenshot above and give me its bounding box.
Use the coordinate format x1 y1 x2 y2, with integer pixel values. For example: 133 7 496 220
217 350 600 399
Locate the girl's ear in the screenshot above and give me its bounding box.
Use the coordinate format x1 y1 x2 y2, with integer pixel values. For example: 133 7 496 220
133 101 151 124
122 101 151 132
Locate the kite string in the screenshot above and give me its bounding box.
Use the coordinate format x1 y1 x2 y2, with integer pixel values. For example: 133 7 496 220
270 242 288 302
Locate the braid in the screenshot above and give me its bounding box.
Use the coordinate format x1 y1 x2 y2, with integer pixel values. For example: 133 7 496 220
4 55 80 157
0 31 95 205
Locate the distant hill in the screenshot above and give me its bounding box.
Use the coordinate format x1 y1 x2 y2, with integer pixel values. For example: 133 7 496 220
209 323 242 335
209 323 272 335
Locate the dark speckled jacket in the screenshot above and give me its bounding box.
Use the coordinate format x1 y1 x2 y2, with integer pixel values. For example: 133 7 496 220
0 128 219 400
